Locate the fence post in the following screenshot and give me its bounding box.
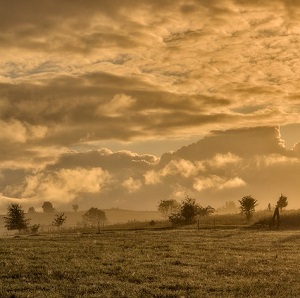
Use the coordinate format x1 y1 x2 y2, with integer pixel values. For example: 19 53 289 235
97 221 100 234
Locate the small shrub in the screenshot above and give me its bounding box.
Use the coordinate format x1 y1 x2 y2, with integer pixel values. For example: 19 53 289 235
30 224 41 234
149 220 155 226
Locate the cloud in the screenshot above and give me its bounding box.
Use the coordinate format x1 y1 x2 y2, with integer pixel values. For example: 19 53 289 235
254 154 300 167
2 1 300 211
2 2 300 158
122 177 142 193
207 153 242 168
160 126 287 164
47 149 158 174
22 167 110 203
96 93 136 117
193 176 246 191
0 193 33 211
161 159 204 178
0 126 300 211
144 170 161 185
144 159 205 185
0 120 27 143
0 120 47 143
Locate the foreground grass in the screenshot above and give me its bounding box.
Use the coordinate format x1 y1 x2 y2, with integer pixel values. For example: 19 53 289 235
1 229 300 297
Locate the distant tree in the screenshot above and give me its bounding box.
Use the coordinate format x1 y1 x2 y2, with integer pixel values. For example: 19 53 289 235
239 195 258 220
42 201 55 213
267 203 272 212
72 204 79 212
83 208 107 226
218 201 238 214
52 213 67 228
276 194 288 212
4 203 30 231
28 207 36 214
158 199 180 219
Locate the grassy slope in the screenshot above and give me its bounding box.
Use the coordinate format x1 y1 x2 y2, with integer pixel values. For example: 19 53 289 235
1 229 300 297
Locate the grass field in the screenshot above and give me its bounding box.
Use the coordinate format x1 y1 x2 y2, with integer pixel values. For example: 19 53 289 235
1 228 300 297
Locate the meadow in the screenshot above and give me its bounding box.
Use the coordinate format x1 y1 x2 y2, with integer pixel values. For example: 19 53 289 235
1 228 300 298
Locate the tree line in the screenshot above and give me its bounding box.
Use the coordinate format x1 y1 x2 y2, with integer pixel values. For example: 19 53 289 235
3 194 289 233
3 203 107 233
158 194 289 226
28 202 79 214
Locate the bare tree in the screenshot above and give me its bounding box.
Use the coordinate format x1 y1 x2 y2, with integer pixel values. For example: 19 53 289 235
52 213 67 228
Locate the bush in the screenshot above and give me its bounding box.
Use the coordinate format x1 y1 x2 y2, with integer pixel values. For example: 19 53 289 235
30 224 41 234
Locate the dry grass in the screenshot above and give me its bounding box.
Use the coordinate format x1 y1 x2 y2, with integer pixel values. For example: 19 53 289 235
1 228 300 297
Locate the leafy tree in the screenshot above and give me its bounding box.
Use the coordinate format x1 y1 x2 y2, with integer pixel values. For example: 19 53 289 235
83 208 107 226
276 194 288 212
28 207 36 214
168 197 214 226
199 205 215 216
52 213 67 228
72 204 79 212
180 197 200 224
239 195 258 220
4 203 30 231
158 199 180 219
42 201 55 213
168 212 185 226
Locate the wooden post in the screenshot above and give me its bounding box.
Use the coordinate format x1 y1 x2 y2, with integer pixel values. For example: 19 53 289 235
271 206 280 229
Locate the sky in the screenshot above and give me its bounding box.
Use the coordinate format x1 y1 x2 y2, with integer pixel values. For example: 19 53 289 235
1 0 300 212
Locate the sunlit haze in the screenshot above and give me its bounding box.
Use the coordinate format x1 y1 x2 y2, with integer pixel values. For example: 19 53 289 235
1 0 300 212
